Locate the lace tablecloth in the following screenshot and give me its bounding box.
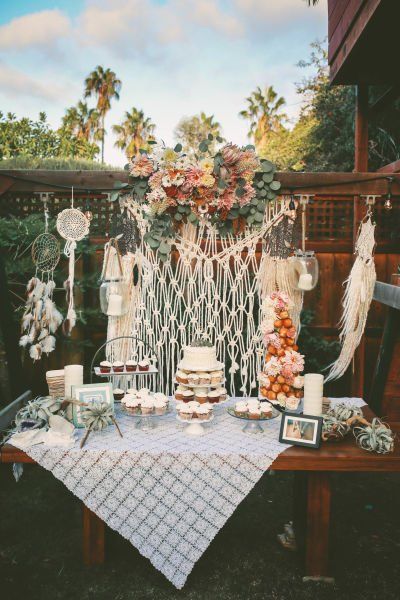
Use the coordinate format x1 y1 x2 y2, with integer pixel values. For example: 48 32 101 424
12 397 365 588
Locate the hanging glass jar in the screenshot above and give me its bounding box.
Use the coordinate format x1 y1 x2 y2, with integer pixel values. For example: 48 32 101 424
291 250 319 291
100 277 129 316
99 238 129 316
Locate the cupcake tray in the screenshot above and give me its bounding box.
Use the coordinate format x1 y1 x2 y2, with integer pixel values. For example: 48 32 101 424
121 405 172 431
176 413 214 436
227 406 280 434
173 395 230 407
174 378 226 389
94 365 158 377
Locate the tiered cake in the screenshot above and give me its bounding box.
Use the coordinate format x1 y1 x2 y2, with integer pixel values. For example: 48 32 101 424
174 341 227 404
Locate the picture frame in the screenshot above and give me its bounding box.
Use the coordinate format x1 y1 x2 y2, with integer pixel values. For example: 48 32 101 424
279 412 323 449
71 382 114 428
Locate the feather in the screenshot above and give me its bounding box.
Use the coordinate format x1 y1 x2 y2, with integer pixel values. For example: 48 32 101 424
29 344 42 361
21 312 33 332
49 306 63 333
38 328 49 341
26 277 38 294
40 335 56 354
44 280 56 297
19 335 30 347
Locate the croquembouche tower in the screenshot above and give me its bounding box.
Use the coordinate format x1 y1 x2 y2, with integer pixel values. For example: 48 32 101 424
258 292 304 411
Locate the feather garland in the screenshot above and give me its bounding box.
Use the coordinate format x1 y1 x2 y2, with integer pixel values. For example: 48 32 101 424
325 216 376 382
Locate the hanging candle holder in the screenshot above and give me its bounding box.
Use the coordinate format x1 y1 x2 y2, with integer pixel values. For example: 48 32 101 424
99 238 129 317
290 195 319 291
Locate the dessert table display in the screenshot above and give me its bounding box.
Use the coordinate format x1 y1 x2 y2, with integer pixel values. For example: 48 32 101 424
6 396 367 589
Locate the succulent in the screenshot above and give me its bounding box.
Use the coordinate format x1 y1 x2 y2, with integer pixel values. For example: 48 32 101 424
14 396 63 429
353 418 395 454
327 402 363 422
80 401 114 431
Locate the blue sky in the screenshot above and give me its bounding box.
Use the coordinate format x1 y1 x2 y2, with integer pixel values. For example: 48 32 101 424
0 0 327 166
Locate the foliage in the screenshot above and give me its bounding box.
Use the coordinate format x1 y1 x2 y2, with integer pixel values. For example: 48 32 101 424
297 309 340 374
0 156 120 170
113 140 281 260
0 111 99 161
174 112 224 156
84 66 122 163
112 107 156 158
60 101 102 147
239 86 287 152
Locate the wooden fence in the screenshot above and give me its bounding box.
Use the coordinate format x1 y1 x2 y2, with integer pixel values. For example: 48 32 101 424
0 170 399 401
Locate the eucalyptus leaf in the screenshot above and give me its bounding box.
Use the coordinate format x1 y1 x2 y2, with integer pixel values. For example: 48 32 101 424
174 143 182 152
174 213 182 221
261 160 273 173
270 180 282 191
199 141 209 152
208 133 213 141
262 172 274 183
159 241 170 254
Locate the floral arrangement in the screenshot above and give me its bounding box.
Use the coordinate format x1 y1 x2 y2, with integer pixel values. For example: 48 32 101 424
258 291 304 409
112 138 281 260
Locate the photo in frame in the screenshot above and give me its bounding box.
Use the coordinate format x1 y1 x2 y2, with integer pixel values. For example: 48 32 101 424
279 412 323 449
71 382 114 428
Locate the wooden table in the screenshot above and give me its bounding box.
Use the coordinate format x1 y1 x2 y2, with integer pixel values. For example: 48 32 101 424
1 406 399 581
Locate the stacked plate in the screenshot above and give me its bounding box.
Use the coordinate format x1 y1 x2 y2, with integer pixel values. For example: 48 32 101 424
46 369 65 398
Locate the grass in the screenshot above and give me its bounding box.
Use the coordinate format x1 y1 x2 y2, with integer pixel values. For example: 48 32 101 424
1 465 400 600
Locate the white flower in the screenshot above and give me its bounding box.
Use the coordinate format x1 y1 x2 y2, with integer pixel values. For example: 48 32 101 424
260 319 275 335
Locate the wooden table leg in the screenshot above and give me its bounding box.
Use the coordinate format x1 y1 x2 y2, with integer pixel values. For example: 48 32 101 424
303 471 334 583
82 504 105 566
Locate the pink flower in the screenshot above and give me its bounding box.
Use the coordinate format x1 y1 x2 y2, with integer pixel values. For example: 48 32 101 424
149 171 163 189
264 356 281 377
263 332 281 348
129 154 154 178
281 364 294 381
238 182 256 207
286 326 296 339
281 350 304 374
185 167 204 187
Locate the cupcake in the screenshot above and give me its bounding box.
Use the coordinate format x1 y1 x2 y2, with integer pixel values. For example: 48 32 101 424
187 373 200 386
179 405 192 421
137 387 150 398
217 387 227 401
138 358 150 372
182 390 194 403
100 360 111 373
286 396 300 411
126 359 138 372
198 372 211 385
235 401 248 417
195 391 208 404
175 386 185 401
112 361 124 373
153 392 168 403
176 370 189 385
113 388 125 401
140 398 154 415
260 402 272 418
197 405 211 421
210 370 223 385
127 388 138 397
249 407 262 420
124 396 140 414
207 390 220 404
154 397 167 415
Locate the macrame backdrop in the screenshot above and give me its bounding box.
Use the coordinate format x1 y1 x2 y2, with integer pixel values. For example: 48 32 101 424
104 197 304 397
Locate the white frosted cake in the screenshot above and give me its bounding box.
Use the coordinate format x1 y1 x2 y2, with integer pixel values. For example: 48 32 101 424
179 344 222 371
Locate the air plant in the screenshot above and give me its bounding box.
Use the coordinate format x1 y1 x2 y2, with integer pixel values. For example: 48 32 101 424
322 414 350 442
353 418 395 454
327 402 363 422
80 401 122 448
14 396 63 430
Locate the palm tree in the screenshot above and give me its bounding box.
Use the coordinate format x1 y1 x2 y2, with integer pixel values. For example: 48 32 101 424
84 66 122 162
239 86 287 149
112 108 156 158
61 101 101 142
174 112 224 155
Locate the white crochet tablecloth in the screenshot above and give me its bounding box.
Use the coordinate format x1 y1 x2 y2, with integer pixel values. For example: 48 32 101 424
12 397 365 589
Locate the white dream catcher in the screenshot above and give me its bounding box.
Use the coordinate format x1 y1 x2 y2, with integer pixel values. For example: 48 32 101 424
56 188 90 335
20 194 63 360
325 198 377 382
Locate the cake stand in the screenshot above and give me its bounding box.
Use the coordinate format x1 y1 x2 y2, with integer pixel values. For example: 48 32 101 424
176 414 214 436
121 406 172 431
227 406 280 434
259 397 303 415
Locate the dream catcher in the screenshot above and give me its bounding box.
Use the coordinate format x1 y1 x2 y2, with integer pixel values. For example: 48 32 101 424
110 203 140 256
56 188 90 335
325 197 377 382
20 194 63 360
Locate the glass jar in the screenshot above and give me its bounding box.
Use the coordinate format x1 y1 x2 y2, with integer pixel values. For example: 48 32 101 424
291 250 319 291
99 278 129 316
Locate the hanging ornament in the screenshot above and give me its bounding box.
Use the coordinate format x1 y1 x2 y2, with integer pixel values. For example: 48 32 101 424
110 205 140 255
56 188 90 335
20 194 63 361
325 198 376 382
289 195 319 292
99 238 129 316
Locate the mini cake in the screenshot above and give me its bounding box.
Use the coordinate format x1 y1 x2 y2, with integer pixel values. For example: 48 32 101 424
154 397 168 415
210 370 223 385
126 359 138 372
208 390 220 403
197 405 211 421
112 361 124 373
195 390 208 404
113 388 124 401
179 344 219 371
176 370 189 384
260 403 272 418
100 360 111 373
138 358 150 372
286 395 300 411
249 407 262 420
198 372 211 385
140 398 154 415
182 390 194 403
188 373 200 386
235 401 248 417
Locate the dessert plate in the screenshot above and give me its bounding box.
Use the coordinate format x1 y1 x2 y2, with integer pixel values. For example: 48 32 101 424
227 405 280 434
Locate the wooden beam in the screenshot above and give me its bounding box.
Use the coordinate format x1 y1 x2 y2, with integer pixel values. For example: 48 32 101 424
82 505 105 566
368 84 400 119
2 170 400 196
377 159 400 174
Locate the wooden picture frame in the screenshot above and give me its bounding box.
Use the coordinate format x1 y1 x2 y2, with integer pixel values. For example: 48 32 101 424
279 412 323 449
71 382 114 428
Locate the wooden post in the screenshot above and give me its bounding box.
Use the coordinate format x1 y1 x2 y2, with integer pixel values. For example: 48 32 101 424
352 84 369 397
82 504 105 566
304 472 333 582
